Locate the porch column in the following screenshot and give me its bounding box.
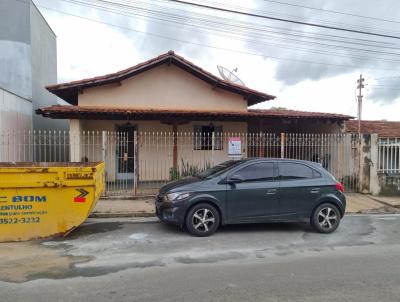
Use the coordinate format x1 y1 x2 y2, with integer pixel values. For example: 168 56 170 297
172 123 178 170
161 120 189 171
69 119 82 162
258 119 265 157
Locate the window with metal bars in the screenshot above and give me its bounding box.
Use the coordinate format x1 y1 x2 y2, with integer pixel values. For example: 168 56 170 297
193 125 223 150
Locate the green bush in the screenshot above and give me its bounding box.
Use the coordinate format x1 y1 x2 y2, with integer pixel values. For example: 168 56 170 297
169 167 180 181
169 159 211 181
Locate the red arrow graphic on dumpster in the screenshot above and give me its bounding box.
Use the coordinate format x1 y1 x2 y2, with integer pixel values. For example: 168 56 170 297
74 189 89 203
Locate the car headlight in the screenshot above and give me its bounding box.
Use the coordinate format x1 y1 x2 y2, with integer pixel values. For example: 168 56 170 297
166 192 191 201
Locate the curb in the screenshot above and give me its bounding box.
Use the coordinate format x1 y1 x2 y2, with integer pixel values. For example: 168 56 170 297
100 196 156 201
347 205 400 215
367 196 400 209
346 209 399 215
89 212 156 218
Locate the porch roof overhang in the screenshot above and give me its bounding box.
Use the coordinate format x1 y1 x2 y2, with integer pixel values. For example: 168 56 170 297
45 51 275 106
36 105 353 122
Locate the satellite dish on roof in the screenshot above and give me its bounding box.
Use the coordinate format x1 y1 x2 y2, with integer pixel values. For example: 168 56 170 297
217 65 246 86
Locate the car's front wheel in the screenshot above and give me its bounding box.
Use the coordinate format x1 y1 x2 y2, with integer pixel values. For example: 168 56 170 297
185 203 220 237
311 203 341 233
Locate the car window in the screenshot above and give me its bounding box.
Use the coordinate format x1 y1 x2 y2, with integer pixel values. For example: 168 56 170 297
279 162 315 180
234 162 275 182
313 170 322 178
198 160 244 179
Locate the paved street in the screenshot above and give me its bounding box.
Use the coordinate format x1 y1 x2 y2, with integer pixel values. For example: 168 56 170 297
1 215 400 301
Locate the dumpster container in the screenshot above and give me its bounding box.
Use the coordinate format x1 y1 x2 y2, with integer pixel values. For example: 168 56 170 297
0 162 105 242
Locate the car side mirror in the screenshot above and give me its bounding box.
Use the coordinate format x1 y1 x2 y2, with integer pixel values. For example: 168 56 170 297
227 174 245 184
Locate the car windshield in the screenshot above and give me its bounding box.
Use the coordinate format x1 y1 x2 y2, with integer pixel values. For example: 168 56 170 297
197 160 243 179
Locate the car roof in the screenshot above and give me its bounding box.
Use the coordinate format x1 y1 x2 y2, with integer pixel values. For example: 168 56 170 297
244 157 322 168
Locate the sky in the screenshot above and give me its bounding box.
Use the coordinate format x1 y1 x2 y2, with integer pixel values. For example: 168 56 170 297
33 0 400 120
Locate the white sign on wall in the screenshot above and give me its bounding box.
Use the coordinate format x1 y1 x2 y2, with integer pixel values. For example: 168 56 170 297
228 137 242 156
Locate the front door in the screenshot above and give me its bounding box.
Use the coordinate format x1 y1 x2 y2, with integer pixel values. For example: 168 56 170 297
226 161 279 222
116 125 136 180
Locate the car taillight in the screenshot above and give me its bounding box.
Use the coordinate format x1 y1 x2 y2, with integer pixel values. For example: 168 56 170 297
335 182 344 193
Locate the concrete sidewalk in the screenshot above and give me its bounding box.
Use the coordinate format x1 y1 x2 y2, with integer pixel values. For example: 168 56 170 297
367 195 400 208
90 194 400 218
91 198 155 218
345 194 400 214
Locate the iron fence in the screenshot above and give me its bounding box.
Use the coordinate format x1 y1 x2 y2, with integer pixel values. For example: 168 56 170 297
0 130 360 196
282 133 360 191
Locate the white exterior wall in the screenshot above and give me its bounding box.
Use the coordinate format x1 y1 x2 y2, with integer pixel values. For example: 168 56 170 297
0 0 65 131
0 88 32 133
0 88 32 161
0 0 32 100
30 2 66 130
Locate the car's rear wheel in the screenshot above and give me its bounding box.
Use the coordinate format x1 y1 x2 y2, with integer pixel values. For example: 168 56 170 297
311 203 341 233
186 203 220 237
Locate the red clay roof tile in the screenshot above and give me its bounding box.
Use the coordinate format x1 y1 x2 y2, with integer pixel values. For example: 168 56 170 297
46 51 275 106
36 105 352 121
345 120 400 137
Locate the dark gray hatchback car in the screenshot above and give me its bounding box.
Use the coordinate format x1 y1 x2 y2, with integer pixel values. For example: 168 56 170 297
155 158 346 236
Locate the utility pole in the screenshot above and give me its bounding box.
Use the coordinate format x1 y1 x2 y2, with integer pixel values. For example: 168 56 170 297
356 74 365 135
356 74 365 193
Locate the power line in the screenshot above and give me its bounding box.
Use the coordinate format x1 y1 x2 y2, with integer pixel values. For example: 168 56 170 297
259 0 400 24
374 76 400 80
34 3 398 71
369 88 400 90
166 0 400 40
93 0 400 49
59 0 400 60
50 0 400 52
34 2 400 71
164 0 400 36
47 0 400 66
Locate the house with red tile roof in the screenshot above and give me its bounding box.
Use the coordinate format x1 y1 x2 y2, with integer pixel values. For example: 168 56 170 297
37 51 352 183
345 120 400 138
38 51 351 131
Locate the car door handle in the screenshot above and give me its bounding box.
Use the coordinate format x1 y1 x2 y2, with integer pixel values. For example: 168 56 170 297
266 189 277 195
310 188 320 194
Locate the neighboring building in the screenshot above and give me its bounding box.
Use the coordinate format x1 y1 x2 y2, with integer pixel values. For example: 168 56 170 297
345 120 400 195
345 120 400 138
37 51 351 183
0 0 66 132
